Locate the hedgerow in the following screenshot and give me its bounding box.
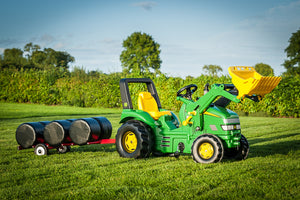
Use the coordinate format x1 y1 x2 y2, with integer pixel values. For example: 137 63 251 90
0 68 299 117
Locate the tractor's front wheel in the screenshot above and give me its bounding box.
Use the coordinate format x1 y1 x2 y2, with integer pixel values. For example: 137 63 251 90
237 134 249 160
225 134 249 160
116 120 152 159
192 134 224 163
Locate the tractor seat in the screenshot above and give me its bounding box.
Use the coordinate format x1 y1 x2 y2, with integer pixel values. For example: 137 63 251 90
138 92 172 120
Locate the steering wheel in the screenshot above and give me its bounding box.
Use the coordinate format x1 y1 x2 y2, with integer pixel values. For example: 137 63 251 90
176 84 198 100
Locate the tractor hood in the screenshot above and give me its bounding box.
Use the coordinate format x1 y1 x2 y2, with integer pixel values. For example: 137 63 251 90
204 105 239 120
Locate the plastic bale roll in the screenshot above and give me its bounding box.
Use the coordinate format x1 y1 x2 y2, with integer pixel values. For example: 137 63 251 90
92 117 112 139
43 120 72 147
39 121 51 126
66 119 77 123
16 121 50 149
69 118 101 145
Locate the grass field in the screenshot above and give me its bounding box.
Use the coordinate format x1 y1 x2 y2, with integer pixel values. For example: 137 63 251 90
0 103 299 199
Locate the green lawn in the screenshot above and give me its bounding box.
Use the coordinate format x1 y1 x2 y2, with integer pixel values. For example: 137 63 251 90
0 103 299 199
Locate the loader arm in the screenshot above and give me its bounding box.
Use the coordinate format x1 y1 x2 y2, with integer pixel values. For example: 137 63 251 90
178 84 241 115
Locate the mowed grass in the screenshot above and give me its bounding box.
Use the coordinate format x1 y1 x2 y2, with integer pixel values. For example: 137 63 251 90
0 103 299 200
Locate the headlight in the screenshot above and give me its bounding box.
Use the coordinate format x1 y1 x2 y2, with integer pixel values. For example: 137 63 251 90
221 124 241 131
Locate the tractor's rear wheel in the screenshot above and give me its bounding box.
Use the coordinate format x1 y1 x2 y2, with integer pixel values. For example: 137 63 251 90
116 120 152 159
192 134 224 163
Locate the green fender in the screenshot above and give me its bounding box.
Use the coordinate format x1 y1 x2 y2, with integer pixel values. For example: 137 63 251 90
119 109 156 129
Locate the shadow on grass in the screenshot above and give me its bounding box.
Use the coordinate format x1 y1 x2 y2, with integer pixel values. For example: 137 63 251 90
246 132 300 157
249 139 300 157
249 133 299 145
70 144 116 153
39 133 299 162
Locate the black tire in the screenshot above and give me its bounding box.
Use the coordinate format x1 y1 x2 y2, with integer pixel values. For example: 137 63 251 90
57 145 71 154
225 134 249 160
116 120 152 159
191 134 224 163
34 144 48 156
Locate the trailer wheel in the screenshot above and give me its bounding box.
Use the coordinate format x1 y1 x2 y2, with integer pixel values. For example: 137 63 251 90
116 120 152 159
57 145 71 154
192 134 224 163
34 144 48 156
225 134 249 160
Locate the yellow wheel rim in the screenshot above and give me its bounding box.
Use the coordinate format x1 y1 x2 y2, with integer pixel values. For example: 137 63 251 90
122 131 137 153
199 142 214 159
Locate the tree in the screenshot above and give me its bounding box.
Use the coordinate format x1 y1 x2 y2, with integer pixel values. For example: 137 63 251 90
283 29 300 76
24 42 41 60
1 43 74 70
120 32 162 75
31 48 74 70
54 50 75 69
254 63 274 76
1 48 26 69
0 54 3 68
31 50 47 68
202 65 223 76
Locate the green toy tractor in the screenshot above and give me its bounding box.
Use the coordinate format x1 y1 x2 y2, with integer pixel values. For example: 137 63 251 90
116 67 281 163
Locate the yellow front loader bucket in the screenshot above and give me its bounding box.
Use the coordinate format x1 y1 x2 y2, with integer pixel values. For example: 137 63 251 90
228 66 282 99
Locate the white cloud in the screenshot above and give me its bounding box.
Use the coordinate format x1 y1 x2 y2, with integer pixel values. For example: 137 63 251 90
0 34 69 51
268 0 300 15
100 39 122 53
238 0 300 39
0 38 22 46
27 33 74 51
183 0 300 76
40 34 55 44
133 1 157 11
68 37 123 73
54 42 65 49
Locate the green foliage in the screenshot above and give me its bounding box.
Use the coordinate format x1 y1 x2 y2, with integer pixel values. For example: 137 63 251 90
1 67 299 117
0 43 74 71
24 42 41 54
120 32 162 75
263 76 300 117
55 71 122 108
254 63 274 76
202 64 223 77
1 34 299 117
0 68 66 105
1 48 26 69
0 103 299 199
283 28 300 76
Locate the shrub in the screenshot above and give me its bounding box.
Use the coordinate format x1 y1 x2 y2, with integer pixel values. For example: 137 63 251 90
1 68 299 117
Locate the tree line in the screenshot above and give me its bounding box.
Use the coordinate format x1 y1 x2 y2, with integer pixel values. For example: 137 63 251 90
0 42 74 71
0 29 300 117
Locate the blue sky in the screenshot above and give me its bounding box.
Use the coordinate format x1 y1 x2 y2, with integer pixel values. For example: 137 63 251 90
1 0 300 77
